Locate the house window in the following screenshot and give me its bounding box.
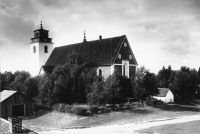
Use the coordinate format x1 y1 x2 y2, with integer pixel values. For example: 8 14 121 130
11 104 25 117
99 69 102 77
44 46 48 53
33 46 36 53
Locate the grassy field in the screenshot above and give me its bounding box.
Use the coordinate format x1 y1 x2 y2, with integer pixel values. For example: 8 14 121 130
138 120 200 134
23 100 200 131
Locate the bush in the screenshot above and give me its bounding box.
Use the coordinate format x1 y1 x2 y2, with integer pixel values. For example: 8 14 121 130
36 104 53 110
71 106 88 116
145 97 164 106
89 106 99 114
53 103 72 113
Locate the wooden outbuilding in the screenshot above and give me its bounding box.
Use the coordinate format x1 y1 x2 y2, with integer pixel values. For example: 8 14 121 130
152 88 174 103
0 90 35 120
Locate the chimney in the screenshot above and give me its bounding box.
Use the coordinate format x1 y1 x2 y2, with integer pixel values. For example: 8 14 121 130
99 35 102 41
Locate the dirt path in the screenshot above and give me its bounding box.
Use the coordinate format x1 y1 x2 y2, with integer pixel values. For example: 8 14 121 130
38 114 200 134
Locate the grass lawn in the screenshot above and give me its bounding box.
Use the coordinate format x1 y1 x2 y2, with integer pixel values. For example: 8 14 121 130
138 120 200 134
23 100 200 131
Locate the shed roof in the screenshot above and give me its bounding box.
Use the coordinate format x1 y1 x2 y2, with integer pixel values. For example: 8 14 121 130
0 90 17 102
156 88 170 97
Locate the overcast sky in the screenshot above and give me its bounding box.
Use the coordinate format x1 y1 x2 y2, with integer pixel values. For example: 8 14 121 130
1 0 200 74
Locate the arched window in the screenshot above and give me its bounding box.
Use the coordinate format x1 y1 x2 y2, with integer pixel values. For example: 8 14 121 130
99 69 102 77
44 46 48 53
33 46 36 53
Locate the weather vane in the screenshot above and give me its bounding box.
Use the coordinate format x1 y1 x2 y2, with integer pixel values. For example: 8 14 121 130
84 30 86 39
40 21 43 29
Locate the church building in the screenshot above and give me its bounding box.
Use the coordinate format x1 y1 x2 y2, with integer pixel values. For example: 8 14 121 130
29 24 138 79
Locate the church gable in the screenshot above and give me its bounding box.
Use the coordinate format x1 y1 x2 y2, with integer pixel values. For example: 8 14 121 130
113 38 137 65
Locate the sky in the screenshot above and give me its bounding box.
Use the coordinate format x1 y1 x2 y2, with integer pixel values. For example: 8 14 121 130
0 0 200 74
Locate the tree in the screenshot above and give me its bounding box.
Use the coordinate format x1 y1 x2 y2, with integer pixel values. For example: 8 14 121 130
197 67 200 85
157 65 174 88
131 66 158 102
104 71 133 104
52 64 73 103
170 66 198 102
38 74 54 105
0 71 14 91
142 72 158 96
25 77 39 98
38 52 94 105
131 66 148 102
87 81 107 105
10 71 30 94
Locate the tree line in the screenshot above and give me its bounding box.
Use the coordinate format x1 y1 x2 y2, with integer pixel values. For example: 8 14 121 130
1 54 200 105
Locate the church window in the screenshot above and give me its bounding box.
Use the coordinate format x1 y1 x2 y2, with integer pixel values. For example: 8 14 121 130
129 55 132 60
99 69 102 77
33 46 36 53
118 54 121 59
124 42 127 47
44 46 48 53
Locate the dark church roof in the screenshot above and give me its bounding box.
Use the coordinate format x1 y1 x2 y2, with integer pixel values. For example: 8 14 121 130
45 35 132 69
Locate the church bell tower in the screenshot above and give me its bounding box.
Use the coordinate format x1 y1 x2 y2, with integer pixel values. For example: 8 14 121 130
29 22 53 76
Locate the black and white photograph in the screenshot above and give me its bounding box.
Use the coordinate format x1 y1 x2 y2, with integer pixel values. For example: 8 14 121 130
1 0 200 133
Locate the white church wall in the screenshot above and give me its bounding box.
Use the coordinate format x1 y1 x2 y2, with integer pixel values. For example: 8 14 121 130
30 43 40 76
38 42 53 68
97 66 111 80
29 42 53 76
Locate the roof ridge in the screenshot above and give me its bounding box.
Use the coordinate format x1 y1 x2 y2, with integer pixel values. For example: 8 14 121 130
55 35 126 49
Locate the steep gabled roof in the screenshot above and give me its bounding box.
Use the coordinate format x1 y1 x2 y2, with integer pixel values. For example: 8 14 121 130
45 35 126 68
156 88 170 97
0 90 17 102
0 90 35 102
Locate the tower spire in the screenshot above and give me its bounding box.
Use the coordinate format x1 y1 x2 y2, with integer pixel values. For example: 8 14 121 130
40 21 43 29
83 30 86 43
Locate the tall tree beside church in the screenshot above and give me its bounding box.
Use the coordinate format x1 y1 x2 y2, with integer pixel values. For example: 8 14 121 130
170 66 198 101
10 71 30 94
52 64 73 103
157 65 174 88
39 51 90 104
131 66 148 101
142 72 158 96
104 71 133 104
131 66 158 102
25 77 39 98
38 74 54 105
0 71 14 91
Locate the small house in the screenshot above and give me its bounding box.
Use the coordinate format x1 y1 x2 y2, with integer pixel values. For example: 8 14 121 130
0 90 35 120
153 88 174 103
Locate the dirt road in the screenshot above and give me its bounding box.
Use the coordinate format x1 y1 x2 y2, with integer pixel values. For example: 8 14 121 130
38 114 200 134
